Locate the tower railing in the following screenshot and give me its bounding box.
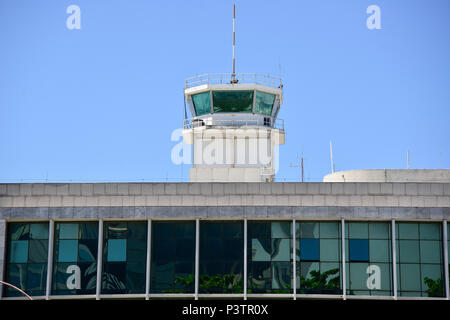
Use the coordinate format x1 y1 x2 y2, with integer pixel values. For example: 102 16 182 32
185 73 283 89
183 117 284 130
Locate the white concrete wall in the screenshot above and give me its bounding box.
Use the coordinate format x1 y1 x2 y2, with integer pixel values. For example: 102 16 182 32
323 169 450 183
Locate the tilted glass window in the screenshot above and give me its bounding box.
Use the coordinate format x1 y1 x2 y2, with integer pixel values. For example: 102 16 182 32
396 222 444 297
192 91 211 116
212 91 253 113
345 222 392 296
4 222 49 297
52 222 98 295
254 91 275 116
199 221 243 293
150 221 195 293
102 222 147 294
296 221 341 294
247 221 292 293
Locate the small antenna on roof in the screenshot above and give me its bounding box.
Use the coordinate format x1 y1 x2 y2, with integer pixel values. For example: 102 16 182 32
231 4 238 84
330 140 335 173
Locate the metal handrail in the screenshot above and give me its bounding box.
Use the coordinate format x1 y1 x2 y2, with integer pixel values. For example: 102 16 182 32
185 73 283 89
183 117 284 130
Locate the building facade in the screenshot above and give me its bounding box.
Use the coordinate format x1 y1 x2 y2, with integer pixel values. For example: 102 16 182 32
0 180 449 300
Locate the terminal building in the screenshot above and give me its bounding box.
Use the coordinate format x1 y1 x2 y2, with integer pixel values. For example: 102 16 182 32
0 71 449 300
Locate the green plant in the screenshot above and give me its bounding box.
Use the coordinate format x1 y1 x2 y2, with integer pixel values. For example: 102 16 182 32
424 277 444 297
298 268 340 294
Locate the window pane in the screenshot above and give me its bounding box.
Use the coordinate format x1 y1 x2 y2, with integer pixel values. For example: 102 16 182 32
254 91 275 116
126 261 146 293
271 222 290 238
59 223 79 239
212 91 253 113
251 238 270 262
369 223 390 239
78 239 97 262
200 221 243 293
192 91 211 116
348 262 369 291
26 263 47 295
272 262 291 291
419 223 441 240
6 264 27 296
299 222 319 239
128 222 147 239
248 261 271 293
320 239 340 262
348 223 368 239
58 240 78 262
107 239 127 262
30 223 49 239
102 262 127 293
151 221 195 293
421 264 444 297
399 263 421 292
398 223 419 240
272 239 290 261
107 223 127 239
398 240 419 263
319 222 340 238
9 223 30 241
300 239 319 261
79 222 98 239
349 239 369 262
28 240 48 263
369 239 390 263
420 241 442 264
10 241 28 263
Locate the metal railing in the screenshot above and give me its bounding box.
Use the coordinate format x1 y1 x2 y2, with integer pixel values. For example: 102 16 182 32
185 73 283 89
183 117 284 130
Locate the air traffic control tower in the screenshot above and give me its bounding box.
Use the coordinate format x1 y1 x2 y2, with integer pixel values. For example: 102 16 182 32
182 74 285 183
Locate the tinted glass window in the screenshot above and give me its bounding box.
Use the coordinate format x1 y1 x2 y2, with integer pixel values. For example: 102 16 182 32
192 91 211 116
254 91 275 116
4 222 49 297
212 91 253 113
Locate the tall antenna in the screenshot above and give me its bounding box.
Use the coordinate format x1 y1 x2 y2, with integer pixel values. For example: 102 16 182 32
407 150 410 169
330 141 335 173
231 4 237 83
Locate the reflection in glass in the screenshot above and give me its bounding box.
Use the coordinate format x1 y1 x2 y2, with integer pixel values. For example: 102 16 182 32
102 221 147 294
201 221 243 293
4 222 49 297
248 221 291 293
296 221 341 295
254 91 275 116
52 222 98 295
346 222 392 296
192 91 211 116
151 221 195 293
212 91 253 113
396 222 444 297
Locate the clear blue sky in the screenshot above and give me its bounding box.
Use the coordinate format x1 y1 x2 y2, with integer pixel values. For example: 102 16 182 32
1 0 449 182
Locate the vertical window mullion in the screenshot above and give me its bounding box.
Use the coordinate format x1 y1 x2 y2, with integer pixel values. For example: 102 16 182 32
292 219 296 300
443 220 449 300
45 220 54 299
96 219 103 300
392 220 398 300
146 219 151 300
195 219 199 300
243 218 247 300
341 219 346 300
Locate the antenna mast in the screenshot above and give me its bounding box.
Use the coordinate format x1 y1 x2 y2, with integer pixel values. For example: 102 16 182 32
231 4 237 83
330 141 335 173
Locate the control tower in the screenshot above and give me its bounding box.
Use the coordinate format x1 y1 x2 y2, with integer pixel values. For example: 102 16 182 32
182 73 285 182
182 6 285 183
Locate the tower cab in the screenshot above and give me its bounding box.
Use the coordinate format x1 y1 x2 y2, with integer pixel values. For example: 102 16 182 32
182 73 285 182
